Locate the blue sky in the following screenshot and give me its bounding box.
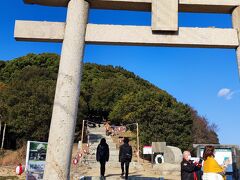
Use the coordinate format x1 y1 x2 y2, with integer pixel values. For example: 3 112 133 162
1 1 240 146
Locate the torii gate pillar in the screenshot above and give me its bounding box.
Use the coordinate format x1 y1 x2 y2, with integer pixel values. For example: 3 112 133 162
232 6 240 78
43 0 89 179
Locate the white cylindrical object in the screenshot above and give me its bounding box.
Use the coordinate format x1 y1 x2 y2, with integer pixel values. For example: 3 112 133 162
43 0 89 179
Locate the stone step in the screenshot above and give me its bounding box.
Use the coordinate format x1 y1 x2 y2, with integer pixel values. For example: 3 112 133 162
88 132 105 135
88 139 114 142
78 176 164 180
88 140 114 143
84 162 121 168
88 151 119 156
88 139 114 143
86 159 119 163
88 135 104 137
88 148 117 152
88 137 104 140
88 145 116 149
89 138 113 143
80 161 141 170
88 148 119 153
88 130 106 132
110 151 119 155
88 149 118 154
84 126 121 168
87 158 119 162
88 144 117 149
90 148 117 152
88 140 116 144
86 158 118 164
87 154 119 158
86 155 118 159
88 131 106 134
88 132 105 134
87 156 119 161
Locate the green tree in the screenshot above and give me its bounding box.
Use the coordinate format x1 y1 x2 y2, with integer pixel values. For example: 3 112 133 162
0 53 219 150
109 90 193 150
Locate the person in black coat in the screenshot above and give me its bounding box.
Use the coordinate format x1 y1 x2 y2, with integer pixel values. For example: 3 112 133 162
181 151 202 180
119 137 132 179
96 138 109 178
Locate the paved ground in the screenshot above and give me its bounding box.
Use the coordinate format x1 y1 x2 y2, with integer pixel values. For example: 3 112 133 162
71 162 179 180
0 162 179 180
78 176 164 180
0 166 25 180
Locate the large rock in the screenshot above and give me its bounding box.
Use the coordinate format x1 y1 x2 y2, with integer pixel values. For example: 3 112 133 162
153 163 181 177
164 146 182 164
153 163 180 172
153 147 182 178
152 142 166 153
151 142 182 164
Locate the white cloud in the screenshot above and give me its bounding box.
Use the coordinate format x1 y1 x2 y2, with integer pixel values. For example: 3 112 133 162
217 88 240 100
218 88 231 97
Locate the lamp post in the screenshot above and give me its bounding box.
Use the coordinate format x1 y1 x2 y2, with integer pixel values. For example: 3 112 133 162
136 123 140 164
126 122 140 164
81 120 85 149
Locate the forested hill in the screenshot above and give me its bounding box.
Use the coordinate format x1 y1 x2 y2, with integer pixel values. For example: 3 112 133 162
0 53 218 150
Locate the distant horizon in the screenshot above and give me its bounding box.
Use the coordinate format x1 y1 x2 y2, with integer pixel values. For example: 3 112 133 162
1 1 240 146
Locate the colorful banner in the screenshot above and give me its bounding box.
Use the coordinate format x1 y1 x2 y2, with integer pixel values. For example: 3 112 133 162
26 141 48 180
200 148 233 172
143 146 152 154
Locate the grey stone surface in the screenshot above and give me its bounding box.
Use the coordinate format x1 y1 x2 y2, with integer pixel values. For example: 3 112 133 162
152 142 166 153
149 145 181 178
232 6 240 79
14 20 65 42
151 0 178 31
79 176 164 180
236 46 240 78
163 146 182 164
233 6 240 28
14 21 239 48
153 163 180 177
23 0 240 13
85 126 120 167
43 0 89 179
85 24 238 48
153 163 180 172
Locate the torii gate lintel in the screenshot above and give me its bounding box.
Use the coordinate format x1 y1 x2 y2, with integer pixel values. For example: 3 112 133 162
24 0 240 14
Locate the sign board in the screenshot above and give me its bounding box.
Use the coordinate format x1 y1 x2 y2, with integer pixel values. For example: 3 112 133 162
143 146 152 154
26 141 48 179
200 148 233 172
152 142 166 153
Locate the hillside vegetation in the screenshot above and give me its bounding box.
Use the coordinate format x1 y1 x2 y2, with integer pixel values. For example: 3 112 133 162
0 53 218 151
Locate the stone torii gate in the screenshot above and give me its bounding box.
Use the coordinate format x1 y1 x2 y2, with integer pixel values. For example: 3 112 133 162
15 0 240 179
